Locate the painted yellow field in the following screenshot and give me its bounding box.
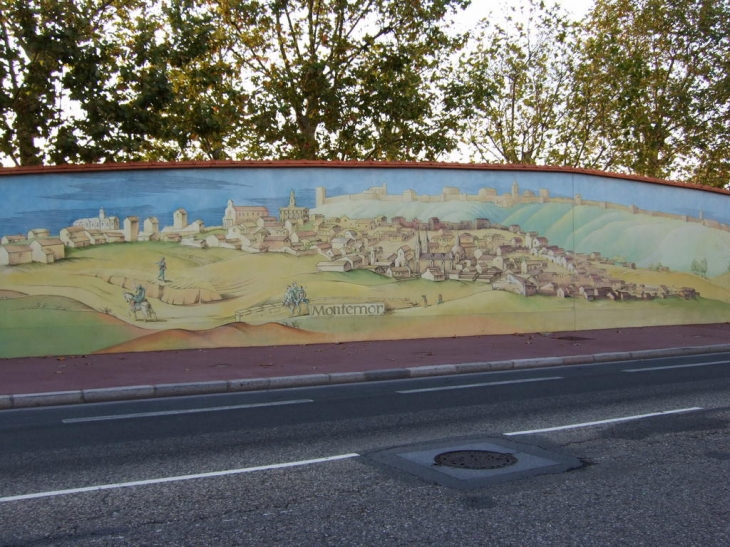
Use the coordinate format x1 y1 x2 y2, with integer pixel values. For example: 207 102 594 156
1 243 324 330
2 241 730 357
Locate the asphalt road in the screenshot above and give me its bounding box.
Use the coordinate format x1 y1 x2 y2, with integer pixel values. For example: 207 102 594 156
1 353 730 546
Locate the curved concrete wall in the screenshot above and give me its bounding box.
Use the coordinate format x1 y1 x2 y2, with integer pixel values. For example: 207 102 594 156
1 162 729 358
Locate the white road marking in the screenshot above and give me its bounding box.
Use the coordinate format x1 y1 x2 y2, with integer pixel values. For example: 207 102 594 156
0 453 360 504
62 399 314 424
396 376 563 394
624 360 730 373
504 407 703 436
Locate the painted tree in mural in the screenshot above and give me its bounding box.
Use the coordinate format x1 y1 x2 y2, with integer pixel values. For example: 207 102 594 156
569 0 730 187
691 258 708 278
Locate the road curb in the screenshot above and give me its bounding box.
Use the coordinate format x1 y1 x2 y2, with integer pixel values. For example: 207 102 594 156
83 385 155 403
4 344 730 409
12 390 84 408
513 357 565 369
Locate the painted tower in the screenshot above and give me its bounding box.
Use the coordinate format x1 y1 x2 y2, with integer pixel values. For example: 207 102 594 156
123 217 139 242
279 190 309 224
173 208 188 230
315 186 326 208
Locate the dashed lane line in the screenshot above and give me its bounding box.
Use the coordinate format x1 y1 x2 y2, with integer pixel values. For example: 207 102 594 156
62 399 314 424
623 360 730 373
396 376 563 394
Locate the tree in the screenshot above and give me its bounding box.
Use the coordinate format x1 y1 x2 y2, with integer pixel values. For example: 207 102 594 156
1 0 474 165
458 0 579 164
119 0 249 162
569 0 730 186
0 0 84 165
210 0 471 161
0 0 166 166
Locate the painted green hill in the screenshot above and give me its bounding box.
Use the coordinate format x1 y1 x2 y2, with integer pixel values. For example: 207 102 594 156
0 295 145 358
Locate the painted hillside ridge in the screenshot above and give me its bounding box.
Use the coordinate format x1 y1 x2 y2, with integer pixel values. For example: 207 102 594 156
314 182 729 230
502 204 730 278
313 185 730 277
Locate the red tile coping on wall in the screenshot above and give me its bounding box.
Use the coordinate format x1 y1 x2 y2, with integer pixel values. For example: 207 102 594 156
1 160 728 197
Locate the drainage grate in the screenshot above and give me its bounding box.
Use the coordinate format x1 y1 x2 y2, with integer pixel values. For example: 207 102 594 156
555 336 593 341
435 450 518 470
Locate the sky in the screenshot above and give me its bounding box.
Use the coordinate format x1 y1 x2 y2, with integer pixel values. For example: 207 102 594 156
0 166 725 238
456 0 594 27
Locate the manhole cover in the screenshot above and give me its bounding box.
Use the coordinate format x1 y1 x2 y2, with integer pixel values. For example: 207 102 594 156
368 437 584 490
435 450 518 470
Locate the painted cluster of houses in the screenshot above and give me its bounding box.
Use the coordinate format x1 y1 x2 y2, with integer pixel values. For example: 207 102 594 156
0 194 702 303
219 196 698 302
0 191 329 266
0 207 205 266
0 229 66 266
216 193 419 256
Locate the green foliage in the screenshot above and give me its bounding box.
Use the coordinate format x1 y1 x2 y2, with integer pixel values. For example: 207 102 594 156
459 0 579 165
568 0 730 186
0 0 472 164
213 0 471 160
460 0 729 187
0 0 167 165
1 0 728 186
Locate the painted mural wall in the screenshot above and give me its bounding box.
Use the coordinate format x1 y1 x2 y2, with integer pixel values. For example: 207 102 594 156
1 163 729 359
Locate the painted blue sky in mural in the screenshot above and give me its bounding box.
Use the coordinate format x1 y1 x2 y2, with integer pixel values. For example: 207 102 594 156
0 167 725 236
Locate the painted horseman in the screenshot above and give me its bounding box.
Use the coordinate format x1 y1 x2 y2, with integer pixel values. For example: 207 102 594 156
132 284 146 305
123 284 157 321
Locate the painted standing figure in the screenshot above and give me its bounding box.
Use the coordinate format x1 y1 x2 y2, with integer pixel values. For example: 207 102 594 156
156 257 167 282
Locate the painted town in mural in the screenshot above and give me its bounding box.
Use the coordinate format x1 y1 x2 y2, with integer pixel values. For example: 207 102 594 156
1 166 729 359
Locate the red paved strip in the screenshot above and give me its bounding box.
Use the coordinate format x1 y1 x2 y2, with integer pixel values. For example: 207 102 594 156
0 324 729 396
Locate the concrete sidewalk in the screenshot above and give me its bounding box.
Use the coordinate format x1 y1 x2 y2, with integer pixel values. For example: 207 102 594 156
1 323 729 409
